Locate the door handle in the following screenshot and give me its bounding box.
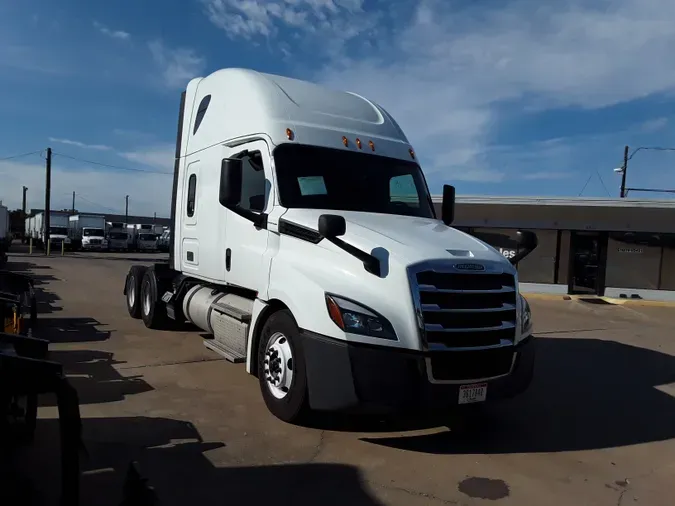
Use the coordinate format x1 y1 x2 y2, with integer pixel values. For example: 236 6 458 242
226 248 231 271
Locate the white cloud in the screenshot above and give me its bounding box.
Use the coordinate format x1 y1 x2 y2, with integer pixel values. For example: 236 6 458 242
202 0 377 58
640 117 669 133
148 40 206 89
119 144 175 171
315 0 675 183
203 0 675 185
93 21 131 41
0 159 172 217
48 137 112 151
521 171 575 181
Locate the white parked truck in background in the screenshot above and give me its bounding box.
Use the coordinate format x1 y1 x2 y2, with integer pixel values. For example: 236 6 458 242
106 222 129 251
132 224 158 252
123 68 538 423
25 216 35 243
32 211 69 249
68 214 107 251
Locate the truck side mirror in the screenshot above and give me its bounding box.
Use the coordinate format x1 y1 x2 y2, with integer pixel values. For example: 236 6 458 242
516 230 538 250
219 158 243 207
442 184 455 226
318 214 346 238
509 230 538 265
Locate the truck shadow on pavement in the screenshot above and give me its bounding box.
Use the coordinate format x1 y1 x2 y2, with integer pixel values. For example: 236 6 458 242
360 337 675 454
34 349 153 407
34 317 111 343
7 416 383 506
4 258 62 314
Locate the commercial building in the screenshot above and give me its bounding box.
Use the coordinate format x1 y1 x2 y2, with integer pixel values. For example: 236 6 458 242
27 209 170 228
433 196 675 301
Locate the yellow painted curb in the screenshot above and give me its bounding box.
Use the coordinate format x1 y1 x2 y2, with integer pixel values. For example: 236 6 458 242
520 292 568 301
521 292 675 307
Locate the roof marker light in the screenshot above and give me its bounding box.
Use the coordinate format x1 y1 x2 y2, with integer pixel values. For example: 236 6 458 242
356 138 362 149
286 128 294 140
342 136 348 147
409 148 415 160
368 140 375 151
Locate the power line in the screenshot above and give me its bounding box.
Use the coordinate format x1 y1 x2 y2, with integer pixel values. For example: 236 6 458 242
577 173 594 196
0 149 44 162
595 170 611 197
52 151 172 175
75 193 123 214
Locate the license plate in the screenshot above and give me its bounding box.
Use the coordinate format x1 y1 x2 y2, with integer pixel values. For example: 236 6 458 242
458 383 487 404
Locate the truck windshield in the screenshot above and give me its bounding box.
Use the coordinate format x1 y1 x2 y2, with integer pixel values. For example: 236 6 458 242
109 232 127 240
83 228 105 237
50 227 67 235
273 144 435 218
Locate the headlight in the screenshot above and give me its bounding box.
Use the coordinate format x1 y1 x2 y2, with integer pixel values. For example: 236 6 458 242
325 294 397 340
519 293 532 334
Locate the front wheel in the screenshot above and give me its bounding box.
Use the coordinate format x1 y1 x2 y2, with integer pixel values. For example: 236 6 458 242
257 310 309 424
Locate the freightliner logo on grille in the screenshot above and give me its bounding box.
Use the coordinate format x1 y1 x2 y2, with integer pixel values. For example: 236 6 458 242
453 263 485 271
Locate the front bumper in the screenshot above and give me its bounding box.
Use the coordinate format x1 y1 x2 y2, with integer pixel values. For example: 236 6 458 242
299 331 536 414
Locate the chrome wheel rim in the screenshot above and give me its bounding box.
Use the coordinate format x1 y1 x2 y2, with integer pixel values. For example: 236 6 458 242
264 332 294 399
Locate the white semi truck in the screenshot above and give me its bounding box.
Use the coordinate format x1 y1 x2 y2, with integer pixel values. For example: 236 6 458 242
123 68 538 423
68 214 107 251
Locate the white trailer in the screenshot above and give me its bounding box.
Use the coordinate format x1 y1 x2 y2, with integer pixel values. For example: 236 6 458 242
122 68 538 423
68 214 107 251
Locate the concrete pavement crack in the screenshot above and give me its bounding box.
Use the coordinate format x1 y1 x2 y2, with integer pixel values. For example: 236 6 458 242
117 356 226 370
369 480 461 505
308 430 325 463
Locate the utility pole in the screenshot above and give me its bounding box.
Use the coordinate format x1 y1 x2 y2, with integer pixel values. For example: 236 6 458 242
22 186 27 217
125 195 129 226
619 145 629 198
72 191 75 214
44 147 52 254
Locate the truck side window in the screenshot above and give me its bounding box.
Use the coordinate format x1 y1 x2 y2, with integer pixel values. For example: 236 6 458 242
389 174 419 208
187 173 197 217
193 95 211 135
240 152 266 213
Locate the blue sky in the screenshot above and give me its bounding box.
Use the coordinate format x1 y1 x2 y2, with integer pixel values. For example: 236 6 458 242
2 0 675 217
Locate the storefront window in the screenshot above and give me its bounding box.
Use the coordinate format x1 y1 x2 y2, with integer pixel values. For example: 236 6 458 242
605 232 663 289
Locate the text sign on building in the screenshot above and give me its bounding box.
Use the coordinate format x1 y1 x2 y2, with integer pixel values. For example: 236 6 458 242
617 247 643 254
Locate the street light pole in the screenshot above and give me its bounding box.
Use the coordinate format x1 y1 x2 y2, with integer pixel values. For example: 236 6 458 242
619 145 629 198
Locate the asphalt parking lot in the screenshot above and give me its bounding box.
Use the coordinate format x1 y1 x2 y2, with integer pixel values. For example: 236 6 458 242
4 249 675 506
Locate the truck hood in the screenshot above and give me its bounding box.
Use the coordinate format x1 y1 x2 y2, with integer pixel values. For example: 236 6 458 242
279 208 513 268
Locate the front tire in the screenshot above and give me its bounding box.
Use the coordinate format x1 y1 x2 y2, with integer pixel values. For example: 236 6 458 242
257 310 309 424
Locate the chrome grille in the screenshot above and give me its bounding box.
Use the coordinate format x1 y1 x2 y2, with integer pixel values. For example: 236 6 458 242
412 267 517 350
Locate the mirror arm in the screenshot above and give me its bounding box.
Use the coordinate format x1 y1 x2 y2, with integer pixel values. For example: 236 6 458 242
325 236 381 276
226 205 268 230
509 249 532 265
